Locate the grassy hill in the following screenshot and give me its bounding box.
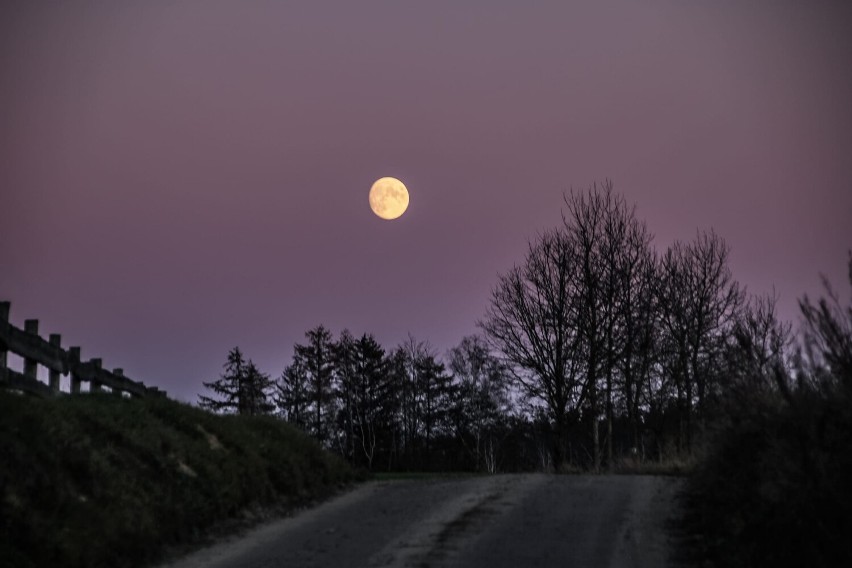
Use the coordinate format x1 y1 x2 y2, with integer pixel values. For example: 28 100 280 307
0 391 357 568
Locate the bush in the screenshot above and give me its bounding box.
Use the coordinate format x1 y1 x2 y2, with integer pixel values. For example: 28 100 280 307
684 387 852 567
682 254 852 567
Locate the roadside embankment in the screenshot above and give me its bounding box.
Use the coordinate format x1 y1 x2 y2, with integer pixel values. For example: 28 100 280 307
0 391 356 568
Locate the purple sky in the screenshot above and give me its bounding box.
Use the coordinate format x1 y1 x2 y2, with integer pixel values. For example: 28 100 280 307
2 1 851 403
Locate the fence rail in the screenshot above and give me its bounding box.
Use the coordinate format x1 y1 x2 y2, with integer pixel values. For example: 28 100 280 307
0 301 165 398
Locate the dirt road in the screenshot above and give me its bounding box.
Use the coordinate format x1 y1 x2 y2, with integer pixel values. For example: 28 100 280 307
163 474 682 568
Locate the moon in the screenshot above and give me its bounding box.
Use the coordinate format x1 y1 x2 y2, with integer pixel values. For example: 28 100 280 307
369 177 409 220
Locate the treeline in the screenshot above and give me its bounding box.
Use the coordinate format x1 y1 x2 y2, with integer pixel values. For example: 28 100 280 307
198 181 842 478
200 333 518 472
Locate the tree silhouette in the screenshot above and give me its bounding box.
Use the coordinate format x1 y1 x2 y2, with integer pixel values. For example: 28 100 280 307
277 359 309 428
480 228 587 469
333 330 390 468
199 347 273 415
449 335 512 472
562 180 652 470
656 230 744 451
290 326 336 445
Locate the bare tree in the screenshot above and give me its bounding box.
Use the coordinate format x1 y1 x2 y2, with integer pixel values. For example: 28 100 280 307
385 335 453 469
656 230 744 452
726 291 793 403
562 186 606 470
480 229 586 469
615 217 657 459
449 335 512 472
562 180 653 469
798 252 852 391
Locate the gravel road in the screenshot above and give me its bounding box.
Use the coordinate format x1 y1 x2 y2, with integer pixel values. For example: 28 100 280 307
162 474 683 568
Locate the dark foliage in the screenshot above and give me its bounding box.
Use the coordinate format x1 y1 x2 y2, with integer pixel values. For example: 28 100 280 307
684 254 852 567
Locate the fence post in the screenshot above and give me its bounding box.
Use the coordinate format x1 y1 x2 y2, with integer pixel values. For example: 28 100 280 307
113 368 124 397
90 358 102 392
69 347 81 394
49 334 62 394
0 302 9 371
23 320 39 381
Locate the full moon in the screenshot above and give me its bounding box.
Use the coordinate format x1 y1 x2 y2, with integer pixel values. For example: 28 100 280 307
369 177 409 220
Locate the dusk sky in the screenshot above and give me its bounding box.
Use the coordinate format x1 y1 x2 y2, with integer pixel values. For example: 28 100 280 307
2 1 851 403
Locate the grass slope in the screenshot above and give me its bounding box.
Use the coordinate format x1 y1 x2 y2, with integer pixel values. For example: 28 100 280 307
0 391 356 568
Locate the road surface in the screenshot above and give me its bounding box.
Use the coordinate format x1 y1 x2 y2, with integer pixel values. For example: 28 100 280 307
162 474 682 568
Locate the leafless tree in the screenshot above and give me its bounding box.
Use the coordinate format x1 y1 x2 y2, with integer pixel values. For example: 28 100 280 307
449 335 511 472
562 180 653 469
615 217 657 458
480 229 586 468
797 252 852 392
656 230 744 452
726 291 793 404
562 185 608 471
386 335 453 469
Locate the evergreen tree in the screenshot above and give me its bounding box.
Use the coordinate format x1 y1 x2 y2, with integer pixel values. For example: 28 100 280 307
334 331 390 468
242 360 275 416
199 347 273 415
416 349 454 461
277 360 309 429
384 346 410 469
292 326 336 445
333 330 359 459
352 333 392 469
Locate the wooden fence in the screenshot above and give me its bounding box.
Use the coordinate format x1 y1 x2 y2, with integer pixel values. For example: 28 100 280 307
0 301 165 398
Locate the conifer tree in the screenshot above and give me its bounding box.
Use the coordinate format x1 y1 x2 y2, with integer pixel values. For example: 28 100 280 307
199 347 273 415
241 360 275 416
334 331 390 468
277 360 309 429
291 326 336 444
